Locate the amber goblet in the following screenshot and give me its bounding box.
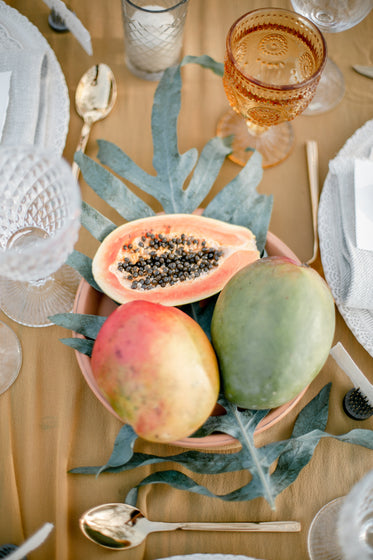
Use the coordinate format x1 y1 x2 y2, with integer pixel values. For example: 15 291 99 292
217 8 327 168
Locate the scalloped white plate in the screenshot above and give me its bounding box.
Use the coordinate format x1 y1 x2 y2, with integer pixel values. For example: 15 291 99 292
318 119 373 357
0 0 69 155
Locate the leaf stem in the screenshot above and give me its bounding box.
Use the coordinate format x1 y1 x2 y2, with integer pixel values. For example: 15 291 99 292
229 403 275 509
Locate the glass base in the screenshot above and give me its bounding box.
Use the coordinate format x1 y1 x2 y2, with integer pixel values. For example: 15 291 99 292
0 264 81 327
0 321 22 394
307 497 345 560
217 110 294 168
125 55 166 82
303 58 345 115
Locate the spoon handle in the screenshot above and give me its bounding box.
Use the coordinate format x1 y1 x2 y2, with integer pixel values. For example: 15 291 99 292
306 140 319 264
177 521 301 532
72 121 92 180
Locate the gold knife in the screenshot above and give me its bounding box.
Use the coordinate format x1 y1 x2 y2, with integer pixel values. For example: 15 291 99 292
353 65 373 79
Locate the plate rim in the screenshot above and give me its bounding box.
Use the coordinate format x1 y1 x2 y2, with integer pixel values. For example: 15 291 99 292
0 0 69 155
318 118 373 358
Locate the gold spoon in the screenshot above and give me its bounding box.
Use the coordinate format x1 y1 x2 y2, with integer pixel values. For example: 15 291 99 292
79 503 301 550
72 63 117 179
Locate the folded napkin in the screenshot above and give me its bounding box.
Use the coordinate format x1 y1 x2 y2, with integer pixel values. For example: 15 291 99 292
0 48 48 146
5 523 54 560
41 0 93 55
328 155 373 309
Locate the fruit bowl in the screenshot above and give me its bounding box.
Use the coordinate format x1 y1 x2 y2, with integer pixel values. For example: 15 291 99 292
73 231 308 449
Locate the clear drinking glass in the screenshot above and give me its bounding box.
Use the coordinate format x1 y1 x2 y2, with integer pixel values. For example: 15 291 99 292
291 0 373 114
0 145 81 328
216 8 327 168
121 0 189 81
308 469 373 560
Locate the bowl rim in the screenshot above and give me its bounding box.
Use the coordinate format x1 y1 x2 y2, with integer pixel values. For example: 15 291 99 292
72 230 308 449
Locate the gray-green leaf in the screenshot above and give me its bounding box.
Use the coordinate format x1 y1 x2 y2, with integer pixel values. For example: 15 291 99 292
71 384 356 510
203 150 273 253
71 383 373 508
75 151 155 222
180 54 224 76
66 250 100 291
50 312 107 339
60 337 94 356
81 201 117 242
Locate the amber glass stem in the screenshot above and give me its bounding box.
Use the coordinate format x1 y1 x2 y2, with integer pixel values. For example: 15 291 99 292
246 120 269 137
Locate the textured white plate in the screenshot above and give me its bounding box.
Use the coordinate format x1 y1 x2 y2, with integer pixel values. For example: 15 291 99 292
0 0 69 155
318 119 373 357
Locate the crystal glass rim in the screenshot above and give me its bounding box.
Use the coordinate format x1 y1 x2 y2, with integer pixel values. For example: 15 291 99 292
225 7 327 92
290 0 373 33
123 0 188 13
0 146 81 261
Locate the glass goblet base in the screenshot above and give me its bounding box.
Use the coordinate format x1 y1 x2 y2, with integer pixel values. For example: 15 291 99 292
0 265 81 328
307 497 345 560
303 58 345 115
0 321 22 394
217 110 294 168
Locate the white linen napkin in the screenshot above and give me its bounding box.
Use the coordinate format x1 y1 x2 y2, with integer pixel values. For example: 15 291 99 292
5 523 54 560
41 0 93 55
328 155 373 309
330 342 373 406
0 48 47 146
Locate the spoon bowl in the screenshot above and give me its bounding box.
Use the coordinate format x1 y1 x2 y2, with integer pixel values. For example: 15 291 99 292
79 503 301 550
72 63 117 178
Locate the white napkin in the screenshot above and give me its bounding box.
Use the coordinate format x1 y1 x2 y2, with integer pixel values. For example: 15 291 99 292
328 156 373 309
5 523 54 560
330 342 373 406
0 49 47 146
41 0 93 55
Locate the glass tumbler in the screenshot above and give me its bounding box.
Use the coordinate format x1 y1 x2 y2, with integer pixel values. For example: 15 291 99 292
121 0 189 81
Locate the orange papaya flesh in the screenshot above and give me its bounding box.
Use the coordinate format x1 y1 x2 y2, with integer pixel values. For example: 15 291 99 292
92 213 259 306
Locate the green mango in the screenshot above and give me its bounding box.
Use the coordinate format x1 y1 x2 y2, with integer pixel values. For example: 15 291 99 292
211 257 335 409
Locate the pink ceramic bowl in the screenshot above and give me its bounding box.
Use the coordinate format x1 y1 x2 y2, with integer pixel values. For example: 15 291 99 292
73 231 307 449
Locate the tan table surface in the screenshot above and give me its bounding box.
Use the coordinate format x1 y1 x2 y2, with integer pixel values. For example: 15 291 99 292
1 1 373 559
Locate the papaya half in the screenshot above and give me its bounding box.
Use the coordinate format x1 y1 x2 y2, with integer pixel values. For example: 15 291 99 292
92 213 259 306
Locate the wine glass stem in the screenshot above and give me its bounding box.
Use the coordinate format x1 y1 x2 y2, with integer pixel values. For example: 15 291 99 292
246 120 269 137
28 276 52 288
